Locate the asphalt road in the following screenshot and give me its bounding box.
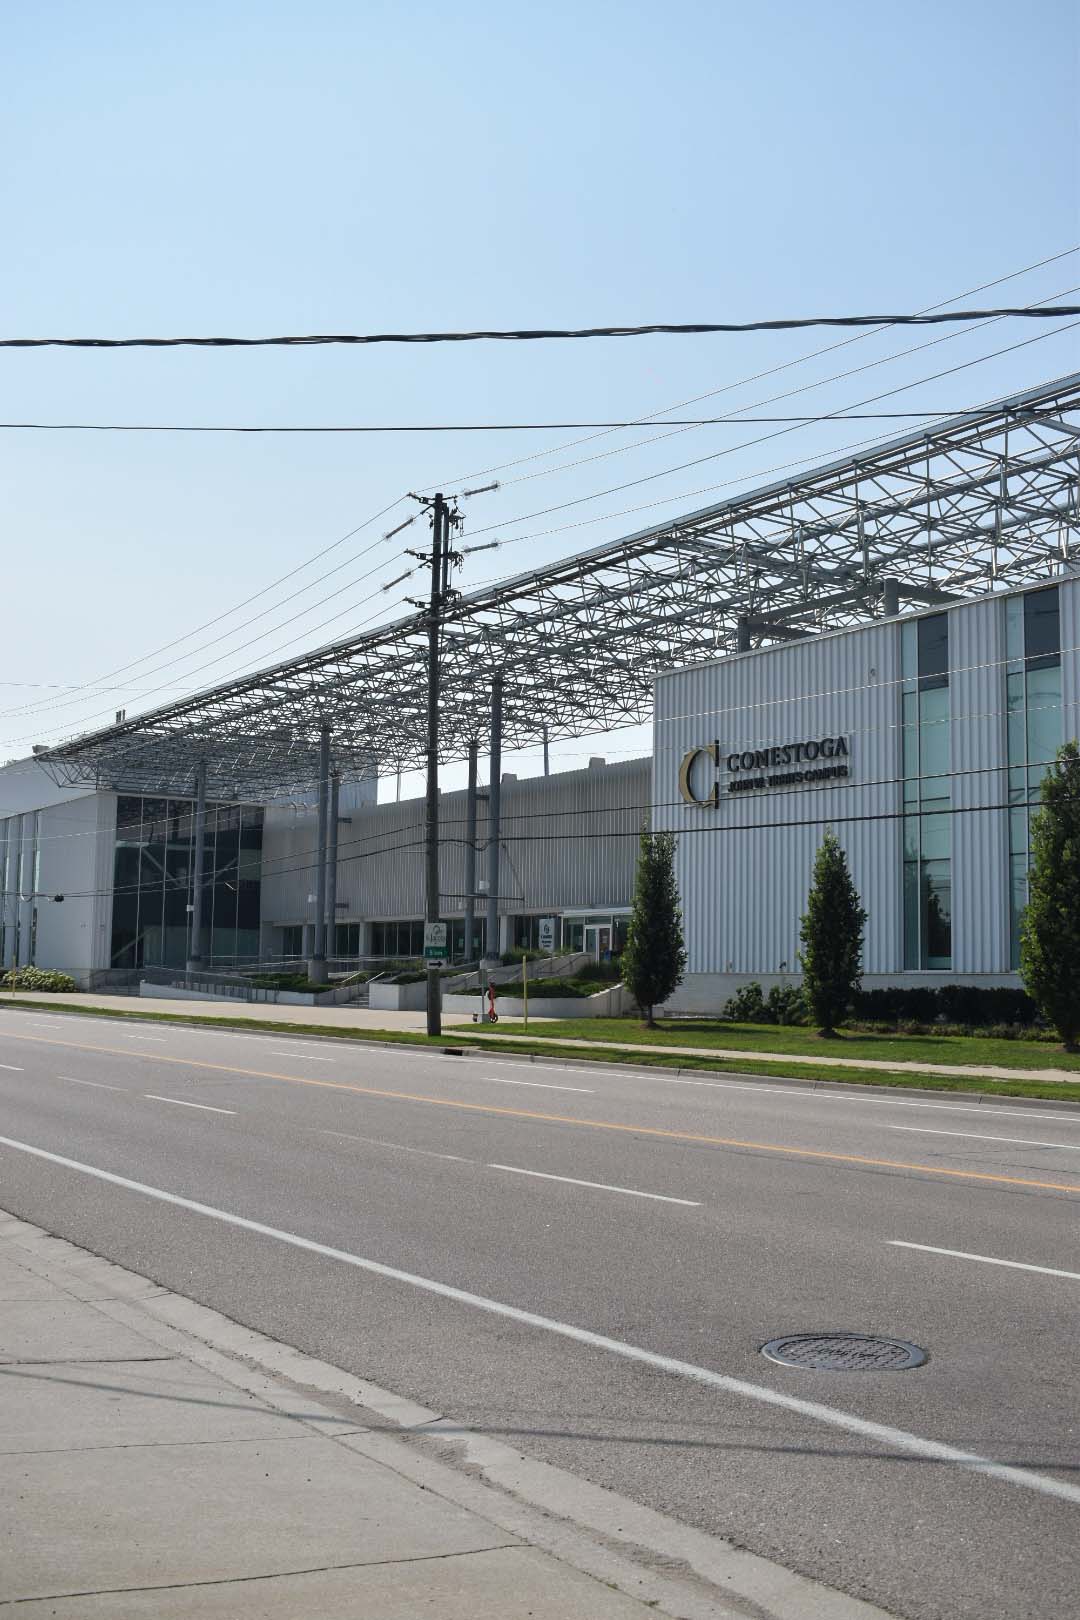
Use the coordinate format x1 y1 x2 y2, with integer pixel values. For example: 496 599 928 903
1 1005 1078 1620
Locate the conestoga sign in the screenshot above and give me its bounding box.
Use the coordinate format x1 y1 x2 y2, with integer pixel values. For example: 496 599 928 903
678 736 850 805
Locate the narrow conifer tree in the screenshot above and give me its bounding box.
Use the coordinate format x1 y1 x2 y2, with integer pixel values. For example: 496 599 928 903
622 826 687 1028
1020 740 1080 1052
799 828 866 1036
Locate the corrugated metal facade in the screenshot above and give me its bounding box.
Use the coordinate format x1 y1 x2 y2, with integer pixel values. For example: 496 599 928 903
654 575 1080 1008
260 758 649 928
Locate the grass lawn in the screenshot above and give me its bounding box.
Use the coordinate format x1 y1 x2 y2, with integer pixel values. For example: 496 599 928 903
453 1016 1080 1073
3 996 1080 1103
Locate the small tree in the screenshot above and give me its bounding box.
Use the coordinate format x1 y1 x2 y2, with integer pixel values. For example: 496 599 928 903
1020 740 1080 1052
799 828 866 1037
622 826 687 1028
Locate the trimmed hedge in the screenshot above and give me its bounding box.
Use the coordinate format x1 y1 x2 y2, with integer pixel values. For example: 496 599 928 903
851 985 1038 1026
720 980 1040 1029
1 967 78 993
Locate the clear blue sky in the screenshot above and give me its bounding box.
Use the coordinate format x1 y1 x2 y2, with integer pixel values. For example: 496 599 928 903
1 0 1077 793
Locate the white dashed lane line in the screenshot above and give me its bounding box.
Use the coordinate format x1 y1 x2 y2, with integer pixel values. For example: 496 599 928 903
888 1124 1080 1150
488 1163 701 1205
477 1075 594 1093
889 1240 1080 1282
144 1095 237 1115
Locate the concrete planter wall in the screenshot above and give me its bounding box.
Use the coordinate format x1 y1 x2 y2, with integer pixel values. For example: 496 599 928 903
368 981 428 1012
139 982 320 1006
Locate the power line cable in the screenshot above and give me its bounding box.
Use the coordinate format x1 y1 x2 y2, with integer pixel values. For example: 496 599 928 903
462 327 1080 578
3 307 1080 349
431 247 1080 491
462 300 1080 544
10 255 1069 734
0 498 412 726
4 578 423 751
0 409 1043 433
0 544 415 728
7 265 1076 753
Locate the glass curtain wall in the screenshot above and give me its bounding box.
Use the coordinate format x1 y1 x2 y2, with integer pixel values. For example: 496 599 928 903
1006 587 1062 966
902 614 952 969
110 794 264 969
369 918 485 962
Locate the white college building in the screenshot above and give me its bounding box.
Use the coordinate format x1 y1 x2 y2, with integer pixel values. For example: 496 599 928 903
654 574 1080 1012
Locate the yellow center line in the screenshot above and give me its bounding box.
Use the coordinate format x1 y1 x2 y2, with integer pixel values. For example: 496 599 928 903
4 1027 1080 1197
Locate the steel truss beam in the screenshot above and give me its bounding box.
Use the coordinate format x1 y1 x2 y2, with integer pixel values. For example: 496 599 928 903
38 370 1080 798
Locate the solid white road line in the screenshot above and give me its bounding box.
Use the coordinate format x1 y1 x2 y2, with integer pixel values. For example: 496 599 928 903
0 1063 24 1071
889 1240 1080 1282
144 1095 237 1115
309 1127 476 1164
0 1131 1077 1511
488 1164 702 1205
271 1051 336 1063
478 1076 593 1093
888 1125 1080 1150
60 1076 126 1092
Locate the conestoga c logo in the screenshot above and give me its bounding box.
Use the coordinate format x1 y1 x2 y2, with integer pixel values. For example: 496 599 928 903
678 736 851 805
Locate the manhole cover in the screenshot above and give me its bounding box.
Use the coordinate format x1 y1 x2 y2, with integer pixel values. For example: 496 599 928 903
761 1333 927 1371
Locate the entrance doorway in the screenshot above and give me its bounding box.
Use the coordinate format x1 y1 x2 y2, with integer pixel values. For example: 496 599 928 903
585 924 612 961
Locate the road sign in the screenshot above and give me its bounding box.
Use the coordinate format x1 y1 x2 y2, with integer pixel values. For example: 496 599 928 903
538 916 556 952
423 921 448 960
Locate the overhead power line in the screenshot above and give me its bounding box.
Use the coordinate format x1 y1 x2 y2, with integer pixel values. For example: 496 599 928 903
3 308 1080 349
429 245 1080 488
0 409 1041 433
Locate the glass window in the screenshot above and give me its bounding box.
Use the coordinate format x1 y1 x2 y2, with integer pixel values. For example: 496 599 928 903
917 614 949 689
917 685 951 796
1026 663 1063 776
109 794 262 971
901 620 951 970
1006 589 1063 967
923 861 952 968
1004 593 1024 663
902 854 920 969
1024 586 1060 669
900 619 917 683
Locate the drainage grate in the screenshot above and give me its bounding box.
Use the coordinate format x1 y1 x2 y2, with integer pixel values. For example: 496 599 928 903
761 1333 927 1371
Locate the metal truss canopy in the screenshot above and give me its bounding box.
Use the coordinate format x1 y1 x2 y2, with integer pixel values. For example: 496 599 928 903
40 370 1080 798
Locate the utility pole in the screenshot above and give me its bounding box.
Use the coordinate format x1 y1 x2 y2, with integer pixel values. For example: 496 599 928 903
412 492 458 1037
407 481 492 1034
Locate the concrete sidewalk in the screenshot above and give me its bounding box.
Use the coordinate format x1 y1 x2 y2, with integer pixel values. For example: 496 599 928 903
4 989 1079 1085
0 1212 888 1620
0 1214 670 1618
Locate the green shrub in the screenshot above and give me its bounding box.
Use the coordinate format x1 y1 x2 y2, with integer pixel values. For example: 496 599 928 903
490 976 613 999
2 967 78 993
250 973 318 992
575 959 622 984
722 981 766 1022
764 983 807 1025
